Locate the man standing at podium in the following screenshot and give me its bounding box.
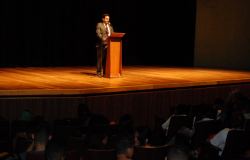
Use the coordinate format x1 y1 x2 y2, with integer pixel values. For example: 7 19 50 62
95 13 114 77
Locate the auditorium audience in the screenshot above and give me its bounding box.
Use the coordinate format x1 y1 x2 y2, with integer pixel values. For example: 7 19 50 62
134 126 151 147
2 89 249 160
45 138 67 160
166 144 190 160
114 133 135 160
19 121 52 160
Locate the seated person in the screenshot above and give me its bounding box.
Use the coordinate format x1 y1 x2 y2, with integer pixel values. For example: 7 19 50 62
208 112 245 156
212 98 224 119
85 128 108 150
162 104 187 132
20 110 32 121
114 133 135 160
45 138 67 160
19 121 52 160
118 114 134 135
166 144 190 160
134 126 151 146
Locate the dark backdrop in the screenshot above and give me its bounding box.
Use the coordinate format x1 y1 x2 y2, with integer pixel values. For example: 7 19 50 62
1 0 196 67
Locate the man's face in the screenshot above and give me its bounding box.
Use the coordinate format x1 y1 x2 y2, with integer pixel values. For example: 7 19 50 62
126 145 134 159
102 16 110 24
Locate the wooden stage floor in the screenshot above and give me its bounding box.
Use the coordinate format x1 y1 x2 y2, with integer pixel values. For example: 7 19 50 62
0 66 250 96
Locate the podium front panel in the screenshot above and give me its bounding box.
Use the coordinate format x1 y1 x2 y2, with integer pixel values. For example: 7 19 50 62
110 38 122 77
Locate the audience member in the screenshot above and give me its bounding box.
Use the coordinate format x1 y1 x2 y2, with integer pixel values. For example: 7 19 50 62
85 128 108 150
77 103 92 118
19 121 52 160
45 138 67 160
134 126 151 146
213 98 224 119
114 133 135 160
118 114 134 135
20 110 32 121
166 144 190 160
162 104 187 132
209 112 245 156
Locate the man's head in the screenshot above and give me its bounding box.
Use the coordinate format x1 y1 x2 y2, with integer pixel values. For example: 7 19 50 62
134 126 151 146
32 121 52 145
45 138 67 160
102 13 110 24
231 112 245 129
175 104 187 115
114 133 135 159
166 144 189 160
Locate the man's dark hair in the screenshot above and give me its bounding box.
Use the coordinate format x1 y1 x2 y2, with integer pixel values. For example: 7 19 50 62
85 128 108 150
102 13 110 18
175 104 187 115
45 138 67 160
135 126 151 146
77 103 92 118
167 144 190 160
231 112 245 129
114 133 134 155
119 114 134 134
214 98 224 106
34 121 52 144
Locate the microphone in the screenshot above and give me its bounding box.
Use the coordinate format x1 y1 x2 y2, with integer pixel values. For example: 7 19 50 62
109 22 113 28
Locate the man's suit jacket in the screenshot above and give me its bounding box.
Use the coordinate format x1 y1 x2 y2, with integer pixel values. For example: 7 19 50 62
96 22 114 48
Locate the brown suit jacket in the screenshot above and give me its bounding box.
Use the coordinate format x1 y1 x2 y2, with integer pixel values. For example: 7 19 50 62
96 22 114 48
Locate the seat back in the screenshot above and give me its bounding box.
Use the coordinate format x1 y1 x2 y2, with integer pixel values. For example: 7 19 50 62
133 145 171 160
16 140 33 154
166 116 194 144
54 125 81 139
0 120 10 142
245 119 250 132
67 150 81 160
66 137 85 153
82 149 116 160
11 120 32 139
191 120 220 150
221 130 250 160
26 153 46 160
91 124 119 136
154 116 166 130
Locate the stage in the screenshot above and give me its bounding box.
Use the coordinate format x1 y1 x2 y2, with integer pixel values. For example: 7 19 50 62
0 66 250 128
0 66 250 97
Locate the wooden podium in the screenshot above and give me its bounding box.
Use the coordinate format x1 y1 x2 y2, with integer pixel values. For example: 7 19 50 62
105 33 125 78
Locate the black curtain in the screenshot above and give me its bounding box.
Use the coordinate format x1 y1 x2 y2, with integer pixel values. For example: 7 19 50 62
1 0 196 67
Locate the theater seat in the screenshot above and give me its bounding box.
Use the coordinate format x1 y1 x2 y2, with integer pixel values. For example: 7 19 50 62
82 149 116 160
133 145 171 160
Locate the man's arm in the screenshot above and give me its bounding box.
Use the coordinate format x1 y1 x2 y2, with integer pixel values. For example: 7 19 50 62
96 23 105 42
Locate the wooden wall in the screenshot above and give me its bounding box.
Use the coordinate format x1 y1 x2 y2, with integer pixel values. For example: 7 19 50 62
0 83 249 129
